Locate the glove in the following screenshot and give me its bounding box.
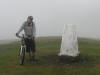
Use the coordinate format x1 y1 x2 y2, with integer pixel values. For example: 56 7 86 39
16 33 19 37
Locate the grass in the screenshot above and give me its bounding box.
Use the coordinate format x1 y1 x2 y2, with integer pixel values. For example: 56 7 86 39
0 37 100 75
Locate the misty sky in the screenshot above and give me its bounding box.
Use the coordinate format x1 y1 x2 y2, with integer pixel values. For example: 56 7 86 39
0 0 100 40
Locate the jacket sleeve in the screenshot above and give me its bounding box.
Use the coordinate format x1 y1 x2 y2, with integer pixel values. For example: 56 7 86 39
33 22 36 37
17 22 25 34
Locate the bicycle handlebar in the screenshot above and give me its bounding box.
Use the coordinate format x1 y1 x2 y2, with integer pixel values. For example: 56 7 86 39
16 33 34 39
16 34 24 39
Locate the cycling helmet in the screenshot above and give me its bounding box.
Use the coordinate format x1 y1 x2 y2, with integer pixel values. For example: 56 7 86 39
28 16 33 20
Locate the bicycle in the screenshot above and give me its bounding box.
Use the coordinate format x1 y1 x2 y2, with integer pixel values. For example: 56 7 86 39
17 34 26 65
16 34 38 65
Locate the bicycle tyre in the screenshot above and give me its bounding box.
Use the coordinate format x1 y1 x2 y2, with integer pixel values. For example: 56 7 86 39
19 47 25 65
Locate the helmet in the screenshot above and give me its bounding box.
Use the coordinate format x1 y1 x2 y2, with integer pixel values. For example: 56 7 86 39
28 16 33 20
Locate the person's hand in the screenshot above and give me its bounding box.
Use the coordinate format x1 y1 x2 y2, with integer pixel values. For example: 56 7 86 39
16 33 19 37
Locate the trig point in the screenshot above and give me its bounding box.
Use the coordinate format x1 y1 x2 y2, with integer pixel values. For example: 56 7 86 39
59 24 79 57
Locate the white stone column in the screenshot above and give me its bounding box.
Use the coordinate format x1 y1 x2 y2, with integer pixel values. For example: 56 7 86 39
59 24 79 57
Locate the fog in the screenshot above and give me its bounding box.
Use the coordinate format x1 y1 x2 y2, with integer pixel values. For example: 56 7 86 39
0 0 100 40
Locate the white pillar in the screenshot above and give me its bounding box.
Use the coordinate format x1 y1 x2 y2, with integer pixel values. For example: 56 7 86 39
59 24 79 57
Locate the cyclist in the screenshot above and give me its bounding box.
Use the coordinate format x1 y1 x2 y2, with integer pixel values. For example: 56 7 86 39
16 16 36 61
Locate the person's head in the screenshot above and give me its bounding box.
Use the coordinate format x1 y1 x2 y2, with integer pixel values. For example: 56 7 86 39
27 16 33 23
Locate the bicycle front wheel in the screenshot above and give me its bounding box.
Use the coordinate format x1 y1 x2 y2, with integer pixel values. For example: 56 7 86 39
19 47 25 65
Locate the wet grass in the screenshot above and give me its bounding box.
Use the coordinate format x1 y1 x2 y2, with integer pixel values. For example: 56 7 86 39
0 37 100 75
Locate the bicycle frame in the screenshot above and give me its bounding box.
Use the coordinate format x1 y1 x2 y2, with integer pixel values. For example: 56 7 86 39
21 34 26 48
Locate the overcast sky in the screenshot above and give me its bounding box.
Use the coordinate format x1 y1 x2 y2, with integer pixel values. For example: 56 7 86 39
0 0 100 40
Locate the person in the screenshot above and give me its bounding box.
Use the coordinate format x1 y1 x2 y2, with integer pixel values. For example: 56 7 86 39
16 16 36 61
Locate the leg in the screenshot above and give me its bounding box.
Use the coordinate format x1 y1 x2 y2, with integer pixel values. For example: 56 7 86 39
25 38 31 60
28 52 31 60
32 52 35 60
31 38 36 61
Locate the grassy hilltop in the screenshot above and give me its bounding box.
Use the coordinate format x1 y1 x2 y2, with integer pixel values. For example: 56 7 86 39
0 37 100 75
